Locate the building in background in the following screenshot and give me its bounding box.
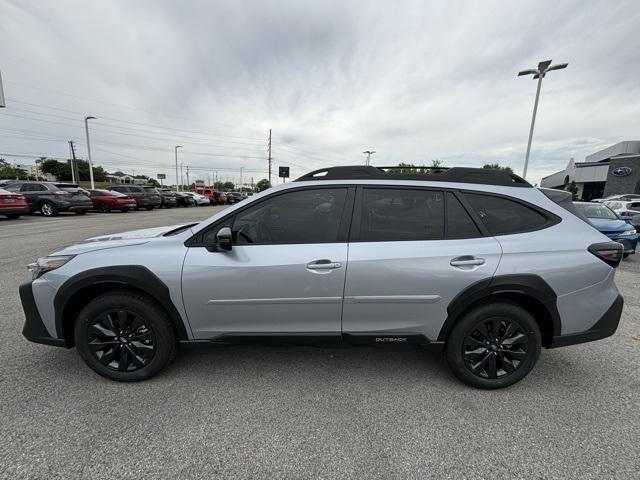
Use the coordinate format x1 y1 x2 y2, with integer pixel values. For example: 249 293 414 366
541 141 640 200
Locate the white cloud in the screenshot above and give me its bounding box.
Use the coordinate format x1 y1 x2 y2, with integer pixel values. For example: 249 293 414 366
1 0 639 185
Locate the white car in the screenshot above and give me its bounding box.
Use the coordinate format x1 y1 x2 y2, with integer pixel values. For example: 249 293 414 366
180 192 210 206
592 194 640 203
603 200 640 218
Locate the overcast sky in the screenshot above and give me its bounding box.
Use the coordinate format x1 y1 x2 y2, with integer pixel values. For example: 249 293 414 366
1 0 639 186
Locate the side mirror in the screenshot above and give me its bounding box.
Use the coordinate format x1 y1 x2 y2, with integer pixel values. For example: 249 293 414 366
215 226 232 251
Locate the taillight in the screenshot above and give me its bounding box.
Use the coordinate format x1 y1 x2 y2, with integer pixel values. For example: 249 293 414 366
53 191 70 196
588 241 624 268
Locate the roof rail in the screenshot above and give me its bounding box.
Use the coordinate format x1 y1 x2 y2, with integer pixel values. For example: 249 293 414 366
295 165 531 187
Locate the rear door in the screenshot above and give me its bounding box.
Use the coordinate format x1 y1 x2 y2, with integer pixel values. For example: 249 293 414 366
342 187 502 342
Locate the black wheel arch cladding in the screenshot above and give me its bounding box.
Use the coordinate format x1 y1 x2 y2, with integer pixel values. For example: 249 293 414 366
54 265 189 344
438 274 561 343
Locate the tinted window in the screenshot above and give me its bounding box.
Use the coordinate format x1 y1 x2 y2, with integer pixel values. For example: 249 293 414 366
446 192 481 239
21 183 47 192
111 186 127 192
465 193 547 235
229 188 347 244
360 188 444 241
3 183 21 192
628 202 640 209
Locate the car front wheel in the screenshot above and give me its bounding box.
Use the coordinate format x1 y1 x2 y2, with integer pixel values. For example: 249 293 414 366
40 201 58 217
446 302 541 389
74 291 176 381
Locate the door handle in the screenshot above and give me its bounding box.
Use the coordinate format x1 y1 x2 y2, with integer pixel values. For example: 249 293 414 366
306 259 342 270
450 256 485 267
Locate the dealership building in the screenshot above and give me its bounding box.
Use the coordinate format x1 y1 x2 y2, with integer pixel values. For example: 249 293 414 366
540 141 640 201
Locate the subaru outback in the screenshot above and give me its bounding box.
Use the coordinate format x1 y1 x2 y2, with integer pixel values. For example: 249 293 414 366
19 166 624 388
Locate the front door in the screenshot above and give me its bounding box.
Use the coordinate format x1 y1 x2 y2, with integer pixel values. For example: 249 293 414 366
182 186 354 340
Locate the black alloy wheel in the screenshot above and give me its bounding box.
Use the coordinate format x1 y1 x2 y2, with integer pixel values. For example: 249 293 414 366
74 291 176 381
462 317 528 379
86 310 157 372
98 203 110 213
446 302 541 389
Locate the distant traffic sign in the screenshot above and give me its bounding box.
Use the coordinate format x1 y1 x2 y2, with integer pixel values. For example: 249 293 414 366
279 166 290 178
157 173 166 179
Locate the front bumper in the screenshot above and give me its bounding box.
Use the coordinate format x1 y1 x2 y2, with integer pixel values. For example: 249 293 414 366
19 282 66 347
605 233 638 254
549 294 623 348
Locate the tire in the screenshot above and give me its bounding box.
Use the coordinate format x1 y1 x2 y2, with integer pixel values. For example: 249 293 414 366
623 253 629 259
97 203 110 213
446 302 541 389
75 211 87 215
40 201 58 217
121 208 129 213
145 206 154 210
5 214 21 219
74 290 176 382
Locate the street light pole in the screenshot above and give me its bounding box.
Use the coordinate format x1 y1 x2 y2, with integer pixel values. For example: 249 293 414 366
239 167 244 191
0 69 5 108
84 116 97 189
363 150 376 166
174 145 182 192
518 59 568 179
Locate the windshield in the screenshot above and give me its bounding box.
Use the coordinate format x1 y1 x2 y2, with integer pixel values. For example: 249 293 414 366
574 203 618 220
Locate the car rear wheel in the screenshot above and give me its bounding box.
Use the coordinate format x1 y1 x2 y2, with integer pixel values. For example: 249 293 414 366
74 291 176 381
97 203 110 213
145 206 154 210
40 201 58 217
75 211 87 215
446 302 541 389
121 208 129 213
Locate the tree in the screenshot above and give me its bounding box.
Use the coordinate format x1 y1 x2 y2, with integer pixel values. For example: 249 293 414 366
147 178 160 187
566 181 579 200
482 163 514 174
0 160 29 180
256 179 271 192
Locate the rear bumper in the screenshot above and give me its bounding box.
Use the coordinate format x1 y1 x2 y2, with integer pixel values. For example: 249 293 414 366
19 282 67 347
549 294 623 348
0 205 29 215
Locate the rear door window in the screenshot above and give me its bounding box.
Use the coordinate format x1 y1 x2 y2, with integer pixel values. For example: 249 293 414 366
359 188 444 241
464 193 548 235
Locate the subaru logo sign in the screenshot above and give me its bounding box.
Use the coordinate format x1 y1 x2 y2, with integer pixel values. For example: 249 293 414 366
612 166 632 177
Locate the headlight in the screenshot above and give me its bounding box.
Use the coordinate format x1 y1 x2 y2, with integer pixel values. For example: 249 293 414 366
27 255 75 280
624 229 638 236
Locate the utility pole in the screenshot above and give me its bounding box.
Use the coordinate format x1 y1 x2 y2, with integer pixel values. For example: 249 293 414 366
268 128 272 186
518 59 568 179
239 166 244 191
174 145 182 192
363 150 376 166
180 163 183 191
84 116 96 189
186 165 190 190
68 141 78 183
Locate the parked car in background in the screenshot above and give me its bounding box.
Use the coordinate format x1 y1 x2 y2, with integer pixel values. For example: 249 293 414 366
182 192 210 206
3 181 92 216
224 192 236 204
108 185 154 210
603 200 640 219
174 191 196 207
88 189 137 213
574 202 638 257
216 192 227 205
227 192 244 203
591 194 640 203
0 187 29 219
156 189 178 208
141 186 163 209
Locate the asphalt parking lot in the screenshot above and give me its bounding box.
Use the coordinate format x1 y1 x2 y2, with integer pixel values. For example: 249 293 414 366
1 208 638 479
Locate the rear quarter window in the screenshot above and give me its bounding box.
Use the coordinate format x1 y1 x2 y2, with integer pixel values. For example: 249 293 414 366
464 193 550 235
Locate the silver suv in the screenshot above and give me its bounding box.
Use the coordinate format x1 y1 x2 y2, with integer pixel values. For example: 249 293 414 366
20 166 624 388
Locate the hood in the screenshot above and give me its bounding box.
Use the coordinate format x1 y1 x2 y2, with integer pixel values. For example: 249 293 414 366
588 218 631 232
51 224 192 256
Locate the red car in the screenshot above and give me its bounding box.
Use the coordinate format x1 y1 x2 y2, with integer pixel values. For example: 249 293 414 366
0 188 29 219
89 189 138 213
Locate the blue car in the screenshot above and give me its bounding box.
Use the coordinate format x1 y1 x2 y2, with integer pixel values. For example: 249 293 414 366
574 202 638 257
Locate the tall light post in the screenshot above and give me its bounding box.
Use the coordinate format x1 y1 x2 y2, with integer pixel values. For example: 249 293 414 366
363 150 376 166
0 69 5 108
174 145 182 192
239 166 244 191
518 59 568 179
84 116 97 189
